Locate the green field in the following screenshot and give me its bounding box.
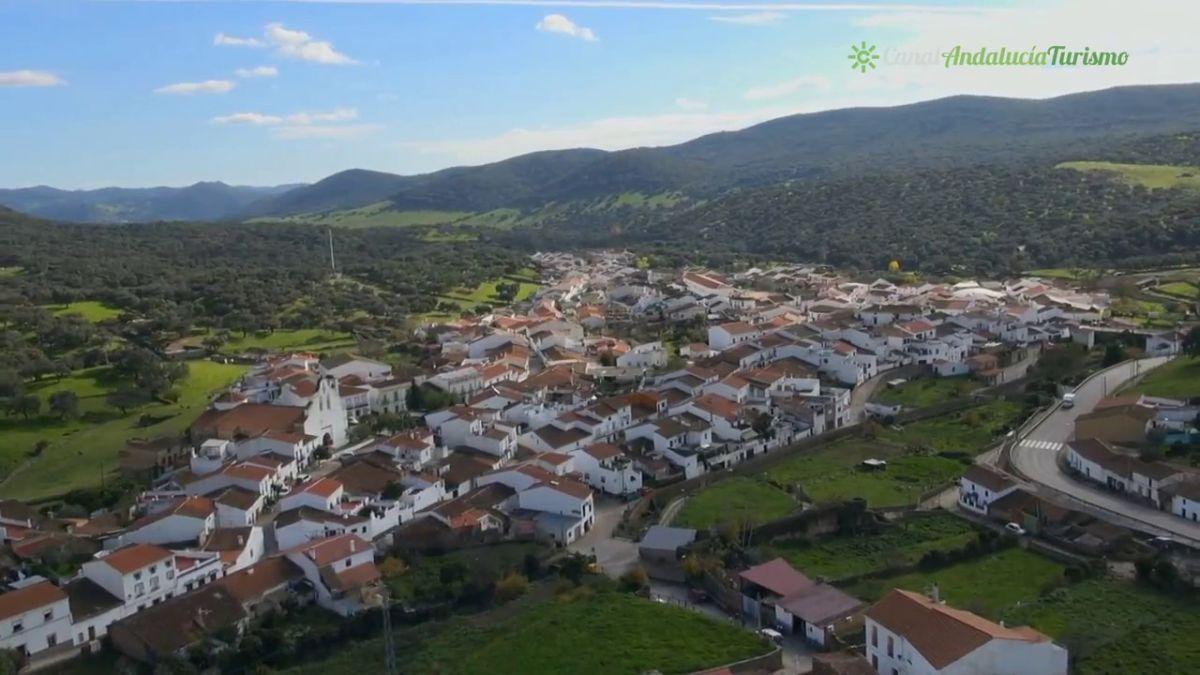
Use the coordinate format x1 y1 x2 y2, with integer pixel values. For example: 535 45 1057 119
1002 579 1200 675
845 547 1065 618
875 376 978 408
673 476 799 529
0 360 247 500
606 191 685 209
769 513 978 582
252 202 472 228
1157 281 1200 299
1057 161 1200 191
220 328 356 353
288 590 769 675
1130 356 1200 399
878 399 1024 453
765 438 965 508
1025 268 1100 280
45 301 123 322
436 278 539 311
0 266 23 277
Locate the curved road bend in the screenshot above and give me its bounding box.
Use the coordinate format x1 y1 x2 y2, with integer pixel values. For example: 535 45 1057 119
1009 356 1200 545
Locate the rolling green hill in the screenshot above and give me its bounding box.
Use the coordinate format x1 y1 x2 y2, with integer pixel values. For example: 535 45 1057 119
245 83 1200 222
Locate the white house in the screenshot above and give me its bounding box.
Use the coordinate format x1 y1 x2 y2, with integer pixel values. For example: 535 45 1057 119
572 444 642 497
118 496 217 548
0 579 73 659
282 534 380 616
958 466 1018 516
80 544 179 618
617 341 668 369
1166 481 1200 522
279 478 345 514
865 589 1067 675
708 322 763 350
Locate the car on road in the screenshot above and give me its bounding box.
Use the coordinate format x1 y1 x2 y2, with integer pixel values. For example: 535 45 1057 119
758 628 783 645
1150 536 1176 551
1061 391 1076 408
1004 522 1027 536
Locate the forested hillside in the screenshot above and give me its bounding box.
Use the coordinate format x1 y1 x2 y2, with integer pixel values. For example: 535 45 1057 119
0 182 299 224
0 212 528 334
498 132 1200 274
245 84 1200 219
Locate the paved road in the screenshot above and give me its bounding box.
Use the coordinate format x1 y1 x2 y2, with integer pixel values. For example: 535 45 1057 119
848 371 889 424
570 496 638 577
1009 356 1200 544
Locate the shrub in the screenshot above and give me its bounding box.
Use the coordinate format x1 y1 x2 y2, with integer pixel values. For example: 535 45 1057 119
494 572 530 603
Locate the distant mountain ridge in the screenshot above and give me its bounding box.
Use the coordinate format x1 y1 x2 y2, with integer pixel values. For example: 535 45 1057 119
8 83 1200 224
0 181 302 223
247 83 1200 219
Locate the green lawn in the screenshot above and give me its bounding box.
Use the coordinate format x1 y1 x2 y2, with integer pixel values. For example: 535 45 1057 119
878 399 1024 453
875 376 978 408
765 438 964 508
768 513 978 582
0 360 247 500
252 202 472 228
845 547 1066 619
288 590 769 675
1001 579 1200 675
1057 161 1200 191
1025 268 1100 281
221 328 356 353
1112 297 1170 318
437 278 539 311
1130 356 1200 399
45 301 123 322
673 476 798 529
1157 281 1200 299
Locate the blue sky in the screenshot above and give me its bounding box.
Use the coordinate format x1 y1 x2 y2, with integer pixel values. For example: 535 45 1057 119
0 0 1193 188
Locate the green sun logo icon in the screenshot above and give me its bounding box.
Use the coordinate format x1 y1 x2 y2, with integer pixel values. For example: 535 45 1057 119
848 41 880 74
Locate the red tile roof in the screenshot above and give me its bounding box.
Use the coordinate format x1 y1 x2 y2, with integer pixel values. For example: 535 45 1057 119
0 580 66 621
867 590 1049 669
101 544 173 575
738 558 814 597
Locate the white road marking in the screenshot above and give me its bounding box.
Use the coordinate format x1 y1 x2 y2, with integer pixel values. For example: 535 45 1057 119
1019 439 1062 451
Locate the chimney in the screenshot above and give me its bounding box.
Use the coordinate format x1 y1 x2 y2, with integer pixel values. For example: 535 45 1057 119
236 535 244 546
350 539 356 553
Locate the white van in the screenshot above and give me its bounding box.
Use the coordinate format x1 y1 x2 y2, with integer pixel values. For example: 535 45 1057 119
1061 392 1076 409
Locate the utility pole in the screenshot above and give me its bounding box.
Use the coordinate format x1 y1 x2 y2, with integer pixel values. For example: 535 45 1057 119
380 587 397 675
328 228 337 275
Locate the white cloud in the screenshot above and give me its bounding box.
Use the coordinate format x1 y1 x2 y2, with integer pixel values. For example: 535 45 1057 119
154 80 235 95
0 70 64 87
743 75 830 101
709 11 784 25
234 65 279 78
285 107 358 125
536 14 598 42
674 97 709 110
271 124 382 140
211 108 373 140
214 33 264 48
265 23 357 65
212 112 285 125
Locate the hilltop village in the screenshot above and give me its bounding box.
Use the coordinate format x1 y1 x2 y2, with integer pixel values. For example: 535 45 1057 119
0 250 1197 674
